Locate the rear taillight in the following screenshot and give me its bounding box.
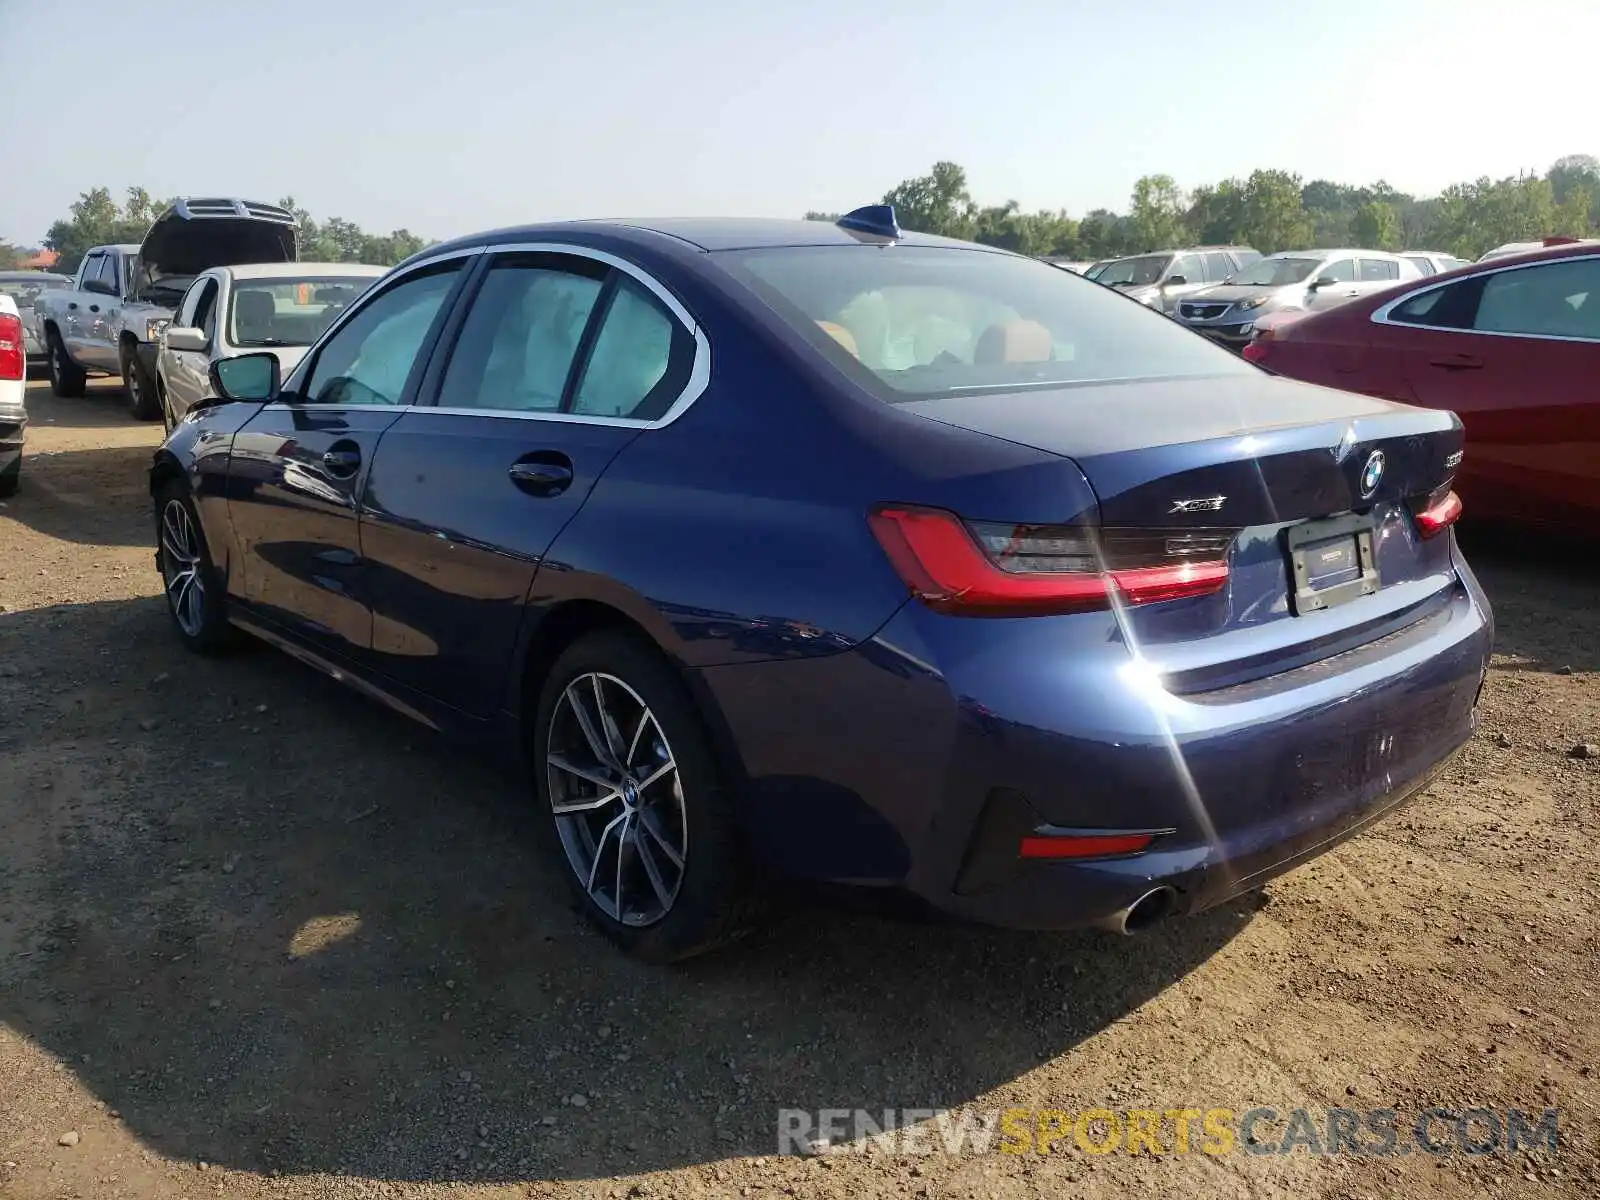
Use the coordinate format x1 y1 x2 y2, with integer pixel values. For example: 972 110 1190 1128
0 313 24 381
1412 489 1462 539
868 505 1235 617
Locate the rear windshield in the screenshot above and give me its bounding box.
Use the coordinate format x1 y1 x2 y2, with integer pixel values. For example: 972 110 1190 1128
718 246 1253 400
1230 257 1321 286
0 275 70 305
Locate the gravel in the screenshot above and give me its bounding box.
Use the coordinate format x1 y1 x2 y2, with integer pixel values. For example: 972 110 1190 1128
1 383 1597 1200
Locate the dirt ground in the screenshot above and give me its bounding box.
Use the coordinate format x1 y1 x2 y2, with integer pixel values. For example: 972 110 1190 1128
1 381 1597 1200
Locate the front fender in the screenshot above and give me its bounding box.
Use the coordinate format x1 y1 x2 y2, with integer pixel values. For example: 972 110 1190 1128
150 401 266 597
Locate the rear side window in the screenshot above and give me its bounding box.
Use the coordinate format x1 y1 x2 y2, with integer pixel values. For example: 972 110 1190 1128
1473 258 1600 340
1359 259 1400 282
719 245 1253 401
570 278 692 419
1388 276 1486 330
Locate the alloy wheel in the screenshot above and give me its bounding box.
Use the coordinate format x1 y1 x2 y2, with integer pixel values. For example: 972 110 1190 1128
159 499 206 637
546 672 687 927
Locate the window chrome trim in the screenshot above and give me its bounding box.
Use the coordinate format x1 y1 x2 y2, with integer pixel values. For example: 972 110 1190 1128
1370 251 1600 344
271 240 711 430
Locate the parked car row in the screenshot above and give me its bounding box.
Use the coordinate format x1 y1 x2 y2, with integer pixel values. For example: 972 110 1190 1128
143 202 1492 963
30 198 383 429
1246 239 1598 534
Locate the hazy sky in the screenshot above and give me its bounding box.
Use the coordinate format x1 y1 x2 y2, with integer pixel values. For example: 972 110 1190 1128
1 0 1594 246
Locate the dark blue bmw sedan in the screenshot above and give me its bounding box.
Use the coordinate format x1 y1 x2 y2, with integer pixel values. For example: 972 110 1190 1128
150 206 1491 961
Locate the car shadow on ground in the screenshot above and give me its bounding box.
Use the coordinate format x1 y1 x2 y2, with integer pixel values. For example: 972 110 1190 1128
2 442 160 549
24 380 143 430
0 595 1254 1185
1458 523 1600 675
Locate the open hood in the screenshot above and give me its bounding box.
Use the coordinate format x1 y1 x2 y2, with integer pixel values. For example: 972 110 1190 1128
135 199 297 297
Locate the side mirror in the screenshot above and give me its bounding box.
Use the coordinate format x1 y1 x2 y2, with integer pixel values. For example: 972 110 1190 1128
209 352 280 402
165 326 209 353
1164 275 1187 287
1310 276 1337 289
82 278 117 297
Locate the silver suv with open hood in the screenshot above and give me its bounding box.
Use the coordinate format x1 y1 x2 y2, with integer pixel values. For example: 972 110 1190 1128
35 198 296 420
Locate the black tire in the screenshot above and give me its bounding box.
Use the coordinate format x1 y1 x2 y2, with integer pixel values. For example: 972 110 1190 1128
530 629 763 962
156 377 173 434
153 480 235 653
121 342 161 421
47 330 86 398
0 456 19 499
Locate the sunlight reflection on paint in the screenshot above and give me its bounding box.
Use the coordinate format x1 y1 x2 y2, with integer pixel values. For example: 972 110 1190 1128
287 913 363 959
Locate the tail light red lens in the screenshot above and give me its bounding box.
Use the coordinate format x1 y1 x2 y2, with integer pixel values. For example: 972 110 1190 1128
1241 339 1267 363
1412 489 1462 539
1019 831 1158 859
868 505 1235 617
0 313 24 381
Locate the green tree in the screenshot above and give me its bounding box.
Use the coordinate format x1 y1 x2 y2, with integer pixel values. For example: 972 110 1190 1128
1127 174 1187 252
881 161 974 238
0 242 25 270
1185 180 1246 245
1237 170 1314 254
1350 201 1401 250
1428 175 1557 258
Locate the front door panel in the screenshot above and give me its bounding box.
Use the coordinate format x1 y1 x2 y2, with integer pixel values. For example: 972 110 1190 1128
226 404 405 654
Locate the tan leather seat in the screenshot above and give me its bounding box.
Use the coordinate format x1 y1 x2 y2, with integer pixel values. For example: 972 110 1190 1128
816 320 860 358
974 319 1053 364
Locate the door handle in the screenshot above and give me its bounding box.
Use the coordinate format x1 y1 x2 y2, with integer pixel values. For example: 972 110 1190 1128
322 446 362 477
508 456 574 497
1429 354 1483 371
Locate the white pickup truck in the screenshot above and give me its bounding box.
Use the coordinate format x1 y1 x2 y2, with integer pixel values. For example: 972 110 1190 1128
35 198 297 419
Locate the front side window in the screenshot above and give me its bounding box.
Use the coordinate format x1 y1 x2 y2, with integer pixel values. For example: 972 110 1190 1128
229 276 377 348
79 254 104 289
1168 254 1202 284
437 256 606 412
1359 259 1400 282
194 280 219 339
720 245 1253 401
1231 257 1320 287
1473 258 1600 340
1404 256 1437 277
1319 259 1357 283
299 264 460 406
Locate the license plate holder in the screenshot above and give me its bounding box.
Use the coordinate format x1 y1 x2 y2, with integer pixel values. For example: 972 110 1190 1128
1285 512 1379 616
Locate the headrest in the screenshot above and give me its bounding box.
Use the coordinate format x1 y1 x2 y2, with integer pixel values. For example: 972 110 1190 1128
974 319 1053 364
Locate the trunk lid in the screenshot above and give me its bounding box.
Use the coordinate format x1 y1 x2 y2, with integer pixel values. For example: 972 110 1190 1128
901 374 1461 526
903 374 1466 681
135 199 297 298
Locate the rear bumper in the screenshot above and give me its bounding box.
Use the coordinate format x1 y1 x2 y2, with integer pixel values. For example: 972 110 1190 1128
697 559 1492 932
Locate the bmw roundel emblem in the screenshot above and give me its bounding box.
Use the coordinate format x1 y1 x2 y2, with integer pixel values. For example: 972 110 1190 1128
1360 450 1385 497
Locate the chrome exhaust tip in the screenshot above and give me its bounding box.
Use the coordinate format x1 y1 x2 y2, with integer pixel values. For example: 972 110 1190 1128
1095 886 1177 935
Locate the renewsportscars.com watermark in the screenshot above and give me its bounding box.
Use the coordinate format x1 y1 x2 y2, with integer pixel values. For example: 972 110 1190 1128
778 1107 1561 1158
